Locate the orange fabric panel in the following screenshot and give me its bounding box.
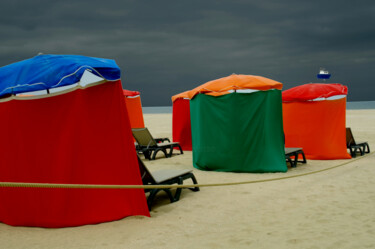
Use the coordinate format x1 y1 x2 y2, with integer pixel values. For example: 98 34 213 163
171 74 283 102
283 98 351 159
187 74 282 99
125 96 145 129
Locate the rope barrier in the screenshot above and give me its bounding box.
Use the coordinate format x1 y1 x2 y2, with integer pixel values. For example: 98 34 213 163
0 152 373 190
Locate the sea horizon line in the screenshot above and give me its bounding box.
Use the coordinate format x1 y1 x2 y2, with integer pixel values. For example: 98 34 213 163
142 100 375 114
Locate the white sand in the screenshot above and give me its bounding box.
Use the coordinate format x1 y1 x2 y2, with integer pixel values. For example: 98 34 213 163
0 109 374 249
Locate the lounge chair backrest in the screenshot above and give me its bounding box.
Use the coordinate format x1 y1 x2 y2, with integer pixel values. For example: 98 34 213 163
137 155 156 185
132 128 157 147
346 128 356 146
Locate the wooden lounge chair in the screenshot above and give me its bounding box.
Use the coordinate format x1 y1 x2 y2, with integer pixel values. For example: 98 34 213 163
137 156 199 210
346 128 370 157
285 147 307 167
132 127 183 160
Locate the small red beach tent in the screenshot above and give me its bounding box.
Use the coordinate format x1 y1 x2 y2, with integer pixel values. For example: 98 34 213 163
0 55 149 227
172 91 192 151
282 83 351 160
123 89 145 129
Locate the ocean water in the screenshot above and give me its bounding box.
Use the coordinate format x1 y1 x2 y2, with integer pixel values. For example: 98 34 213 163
142 106 172 114
346 101 375 110
143 101 375 114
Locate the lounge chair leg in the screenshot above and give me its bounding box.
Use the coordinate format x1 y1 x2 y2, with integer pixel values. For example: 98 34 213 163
189 174 200 192
168 144 184 157
147 189 161 210
173 178 184 202
151 148 168 160
360 147 364 156
162 188 176 204
286 157 294 167
293 153 298 167
143 150 151 160
354 147 363 156
361 143 369 154
177 144 183 155
147 188 175 210
168 146 174 158
365 143 370 153
298 151 307 164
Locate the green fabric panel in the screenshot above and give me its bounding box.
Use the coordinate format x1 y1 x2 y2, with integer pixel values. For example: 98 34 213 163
190 90 287 173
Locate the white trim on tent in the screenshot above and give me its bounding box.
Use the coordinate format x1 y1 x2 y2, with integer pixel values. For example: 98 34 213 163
49 83 78 94
78 70 105 87
228 89 260 93
310 95 347 101
16 70 104 96
125 95 140 99
8 71 107 102
16 89 48 96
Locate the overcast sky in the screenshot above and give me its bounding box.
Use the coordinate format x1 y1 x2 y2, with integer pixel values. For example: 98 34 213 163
0 0 374 106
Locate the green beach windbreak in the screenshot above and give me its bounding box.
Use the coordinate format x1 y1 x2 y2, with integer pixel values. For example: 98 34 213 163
190 90 287 173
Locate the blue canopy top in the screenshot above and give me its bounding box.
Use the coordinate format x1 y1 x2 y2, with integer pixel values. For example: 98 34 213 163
0 54 121 97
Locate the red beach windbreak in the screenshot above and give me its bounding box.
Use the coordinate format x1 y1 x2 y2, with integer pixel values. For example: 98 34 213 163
0 81 150 227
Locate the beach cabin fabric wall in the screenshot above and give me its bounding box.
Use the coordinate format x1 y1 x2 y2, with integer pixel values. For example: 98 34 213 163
123 89 145 129
0 54 149 227
190 90 287 173
173 74 287 173
172 96 192 151
282 83 351 160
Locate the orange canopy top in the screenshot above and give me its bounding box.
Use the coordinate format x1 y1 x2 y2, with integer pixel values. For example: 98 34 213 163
171 74 283 102
171 90 190 102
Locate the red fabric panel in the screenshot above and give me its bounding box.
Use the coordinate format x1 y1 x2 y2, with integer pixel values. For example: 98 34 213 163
0 81 149 227
283 98 351 159
172 98 192 151
282 83 348 102
123 89 140 97
124 95 145 129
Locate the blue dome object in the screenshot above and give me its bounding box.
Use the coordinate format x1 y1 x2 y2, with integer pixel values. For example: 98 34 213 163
317 68 331 79
0 54 121 97
317 73 331 79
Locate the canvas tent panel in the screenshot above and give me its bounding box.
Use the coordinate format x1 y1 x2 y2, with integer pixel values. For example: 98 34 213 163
0 81 149 227
190 91 287 173
172 98 192 151
283 98 351 159
124 94 145 129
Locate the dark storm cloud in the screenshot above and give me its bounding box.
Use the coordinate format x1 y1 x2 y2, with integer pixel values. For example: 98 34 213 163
0 0 374 105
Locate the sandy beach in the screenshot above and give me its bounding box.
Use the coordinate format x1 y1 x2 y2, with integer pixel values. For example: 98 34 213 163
0 109 374 249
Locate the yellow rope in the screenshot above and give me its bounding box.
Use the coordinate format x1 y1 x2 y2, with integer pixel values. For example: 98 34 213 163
0 152 373 189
